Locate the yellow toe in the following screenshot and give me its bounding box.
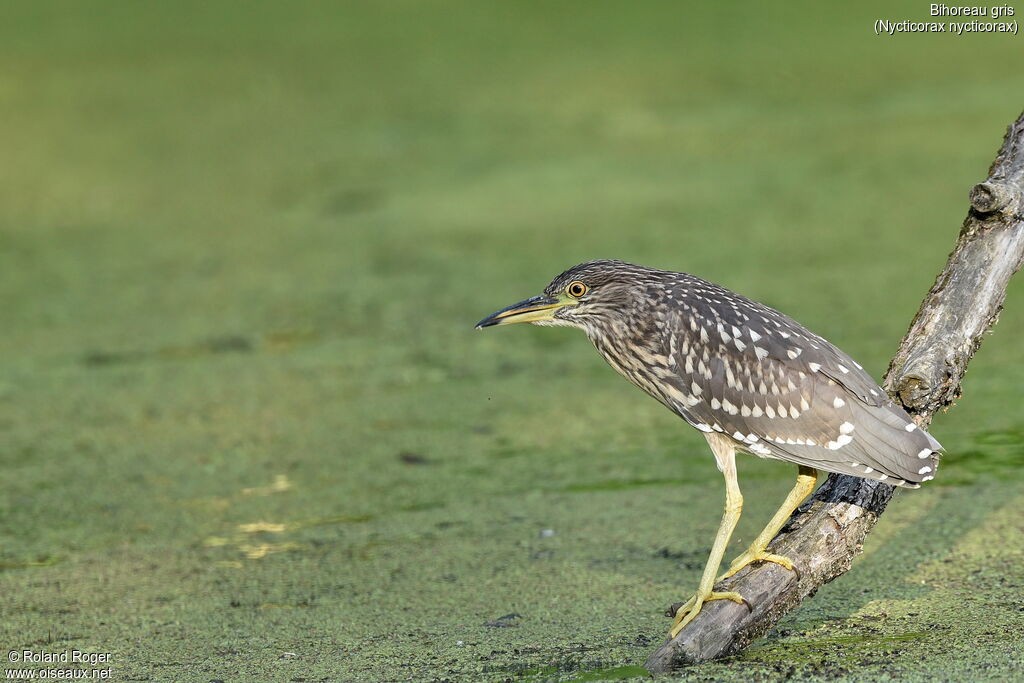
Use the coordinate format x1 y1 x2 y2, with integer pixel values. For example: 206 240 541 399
719 550 795 580
668 590 747 638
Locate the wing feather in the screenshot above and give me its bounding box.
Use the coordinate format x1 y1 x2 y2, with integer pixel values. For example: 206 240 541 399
659 301 941 487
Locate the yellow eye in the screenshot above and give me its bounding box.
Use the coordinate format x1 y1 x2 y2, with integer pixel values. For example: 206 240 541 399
567 281 588 298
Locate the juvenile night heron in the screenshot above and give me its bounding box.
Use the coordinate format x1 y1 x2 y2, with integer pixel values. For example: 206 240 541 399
476 260 941 638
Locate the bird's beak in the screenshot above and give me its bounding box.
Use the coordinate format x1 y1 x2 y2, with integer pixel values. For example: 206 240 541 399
475 295 567 329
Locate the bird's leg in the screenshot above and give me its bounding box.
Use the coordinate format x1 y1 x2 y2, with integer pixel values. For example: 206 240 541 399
669 438 746 638
719 466 818 580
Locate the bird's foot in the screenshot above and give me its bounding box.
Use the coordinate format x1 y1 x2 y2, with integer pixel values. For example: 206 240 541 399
668 590 746 638
719 549 795 580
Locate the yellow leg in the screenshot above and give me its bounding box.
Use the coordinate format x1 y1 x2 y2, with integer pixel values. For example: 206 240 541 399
718 465 818 580
669 435 746 638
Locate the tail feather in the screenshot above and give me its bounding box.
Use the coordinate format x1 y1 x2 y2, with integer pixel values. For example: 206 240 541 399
759 399 942 489
849 401 941 485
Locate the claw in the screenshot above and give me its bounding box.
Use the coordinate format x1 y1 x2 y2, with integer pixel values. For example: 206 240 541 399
664 601 688 618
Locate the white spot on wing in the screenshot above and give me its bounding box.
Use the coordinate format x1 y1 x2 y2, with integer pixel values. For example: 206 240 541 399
833 397 846 408
754 346 769 360
827 435 852 449
837 364 850 374
919 466 932 474
809 362 821 373
787 348 802 359
905 423 917 432
694 423 713 432
918 448 932 459
839 422 855 434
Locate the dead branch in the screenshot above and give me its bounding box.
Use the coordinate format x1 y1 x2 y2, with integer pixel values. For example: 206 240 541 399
646 110 1024 673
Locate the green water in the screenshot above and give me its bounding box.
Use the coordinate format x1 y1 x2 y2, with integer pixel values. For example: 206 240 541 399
1 2 1023 680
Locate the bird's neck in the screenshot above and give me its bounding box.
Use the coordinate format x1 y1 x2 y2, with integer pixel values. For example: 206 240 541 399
583 312 672 405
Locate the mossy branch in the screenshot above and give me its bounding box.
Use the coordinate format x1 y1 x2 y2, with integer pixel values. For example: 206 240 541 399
646 110 1024 672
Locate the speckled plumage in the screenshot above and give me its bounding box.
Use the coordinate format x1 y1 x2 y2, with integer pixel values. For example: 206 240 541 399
540 260 942 487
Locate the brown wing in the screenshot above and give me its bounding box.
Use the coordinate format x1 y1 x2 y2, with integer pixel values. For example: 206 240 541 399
658 298 941 487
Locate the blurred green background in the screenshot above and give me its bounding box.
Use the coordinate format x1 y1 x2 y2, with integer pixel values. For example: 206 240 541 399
2 2 1023 680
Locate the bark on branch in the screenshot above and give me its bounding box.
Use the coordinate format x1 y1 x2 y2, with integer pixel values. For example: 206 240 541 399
646 110 1024 673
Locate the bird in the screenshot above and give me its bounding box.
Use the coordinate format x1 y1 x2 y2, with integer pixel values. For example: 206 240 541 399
475 260 941 638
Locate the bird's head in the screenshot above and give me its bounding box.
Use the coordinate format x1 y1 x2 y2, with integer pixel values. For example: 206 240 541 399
475 260 652 331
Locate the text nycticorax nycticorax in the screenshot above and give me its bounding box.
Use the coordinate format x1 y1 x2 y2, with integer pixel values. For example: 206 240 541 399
476 260 941 637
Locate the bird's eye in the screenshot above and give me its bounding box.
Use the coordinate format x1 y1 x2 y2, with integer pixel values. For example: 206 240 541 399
567 281 588 298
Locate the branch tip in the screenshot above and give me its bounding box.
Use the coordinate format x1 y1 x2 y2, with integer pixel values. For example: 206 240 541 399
970 181 1017 214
